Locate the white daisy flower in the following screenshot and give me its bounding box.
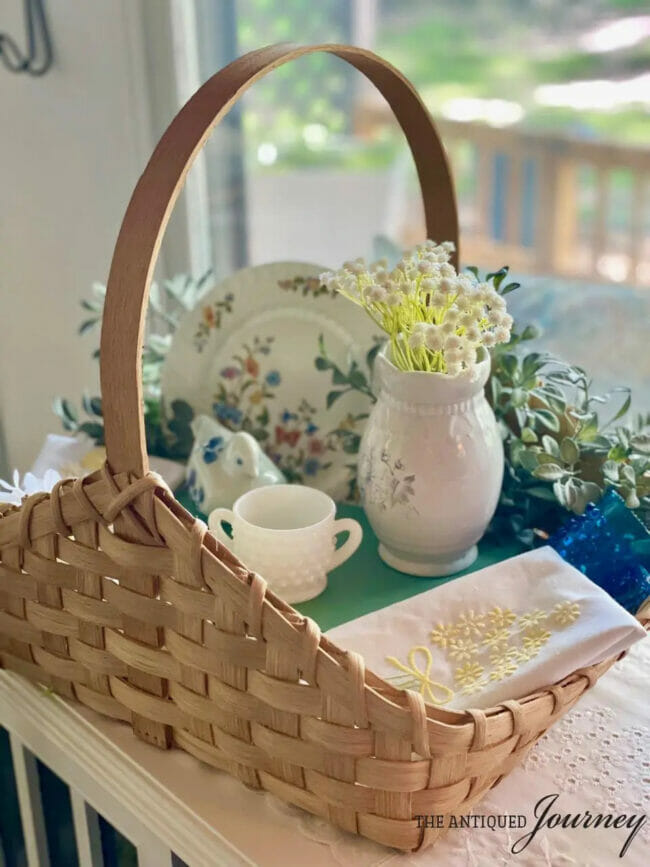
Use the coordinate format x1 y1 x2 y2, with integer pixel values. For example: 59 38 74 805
488 308 504 327
424 324 444 351
366 283 388 303
482 330 497 348
455 274 475 292
0 469 62 507
460 343 477 365
417 259 434 275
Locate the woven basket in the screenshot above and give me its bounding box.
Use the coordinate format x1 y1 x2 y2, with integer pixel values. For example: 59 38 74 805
1 44 647 853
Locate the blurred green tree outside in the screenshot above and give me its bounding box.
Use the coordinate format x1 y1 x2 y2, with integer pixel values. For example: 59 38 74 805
235 0 650 170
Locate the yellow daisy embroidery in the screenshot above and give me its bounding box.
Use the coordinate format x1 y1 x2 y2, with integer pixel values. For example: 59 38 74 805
516 644 541 662
553 601 580 626
489 657 518 680
460 678 489 696
482 627 511 649
455 661 484 688
522 626 552 654
455 610 486 637
488 645 520 666
487 606 516 629
429 622 458 649
518 609 548 630
447 637 479 662
386 598 583 704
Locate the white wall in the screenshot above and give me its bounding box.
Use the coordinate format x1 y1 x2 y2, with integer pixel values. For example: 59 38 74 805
0 0 157 473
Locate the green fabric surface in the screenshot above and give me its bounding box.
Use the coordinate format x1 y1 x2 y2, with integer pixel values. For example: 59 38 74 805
296 503 523 629
176 489 522 631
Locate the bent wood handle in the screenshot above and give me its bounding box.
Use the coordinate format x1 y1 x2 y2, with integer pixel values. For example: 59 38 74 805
100 43 459 477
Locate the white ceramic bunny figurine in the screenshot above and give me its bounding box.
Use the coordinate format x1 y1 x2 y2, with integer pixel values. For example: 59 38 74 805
186 415 285 513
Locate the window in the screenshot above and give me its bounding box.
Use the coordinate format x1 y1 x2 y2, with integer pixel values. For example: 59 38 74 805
163 0 650 286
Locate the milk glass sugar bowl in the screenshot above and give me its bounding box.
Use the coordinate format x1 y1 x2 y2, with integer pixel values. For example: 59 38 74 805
208 484 362 603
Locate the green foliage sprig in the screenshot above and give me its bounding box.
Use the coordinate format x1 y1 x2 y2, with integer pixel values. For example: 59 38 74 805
316 266 650 542
489 340 650 544
56 266 650 543
54 273 212 461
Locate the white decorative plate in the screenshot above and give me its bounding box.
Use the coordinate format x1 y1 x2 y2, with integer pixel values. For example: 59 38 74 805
161 262 380 500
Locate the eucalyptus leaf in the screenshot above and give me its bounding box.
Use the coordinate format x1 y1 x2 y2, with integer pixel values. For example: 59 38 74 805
500 353 518 380
532 463 565 481
78 422 104 442
541 435 560 458
500 281 520 295
510 387 528 408
621 464 636 485
631 433 650 455
560 437 580 465
518 449 539 473
602 460 619 482
533 409 560 432
521 324 540 340
577 481 602 509
609 392 632 424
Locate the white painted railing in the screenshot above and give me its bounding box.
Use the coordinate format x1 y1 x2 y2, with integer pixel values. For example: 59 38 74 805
0 671 248 867
0 669 346 867
356 104 650 285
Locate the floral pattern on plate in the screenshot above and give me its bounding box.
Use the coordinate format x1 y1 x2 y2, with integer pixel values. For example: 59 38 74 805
161 262 380 501
211 332 365 486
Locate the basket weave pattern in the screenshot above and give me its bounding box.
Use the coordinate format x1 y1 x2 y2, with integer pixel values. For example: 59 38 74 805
0 44 643 852
0 467 624 850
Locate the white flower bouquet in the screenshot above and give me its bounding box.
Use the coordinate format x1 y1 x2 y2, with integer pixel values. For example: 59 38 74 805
320 240 513 375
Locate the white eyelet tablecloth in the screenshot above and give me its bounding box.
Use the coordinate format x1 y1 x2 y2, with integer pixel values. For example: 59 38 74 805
263 636 649 866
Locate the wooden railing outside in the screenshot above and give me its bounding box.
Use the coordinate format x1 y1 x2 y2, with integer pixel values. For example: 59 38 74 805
357 105 650 285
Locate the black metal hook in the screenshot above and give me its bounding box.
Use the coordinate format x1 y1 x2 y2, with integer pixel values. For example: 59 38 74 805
0 0 53 76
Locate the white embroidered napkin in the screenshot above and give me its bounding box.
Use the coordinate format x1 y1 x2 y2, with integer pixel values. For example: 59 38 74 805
326 547 646 710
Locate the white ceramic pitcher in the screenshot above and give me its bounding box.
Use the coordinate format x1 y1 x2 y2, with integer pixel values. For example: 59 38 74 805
358 344 503 576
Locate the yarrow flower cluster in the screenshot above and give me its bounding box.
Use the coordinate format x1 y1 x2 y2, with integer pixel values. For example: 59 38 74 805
320 240 513 374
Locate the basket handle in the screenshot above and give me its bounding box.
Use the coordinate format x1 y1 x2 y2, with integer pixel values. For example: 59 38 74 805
100 43 459 477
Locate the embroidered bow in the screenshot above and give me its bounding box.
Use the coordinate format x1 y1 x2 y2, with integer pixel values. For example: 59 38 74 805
385 646 454 705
